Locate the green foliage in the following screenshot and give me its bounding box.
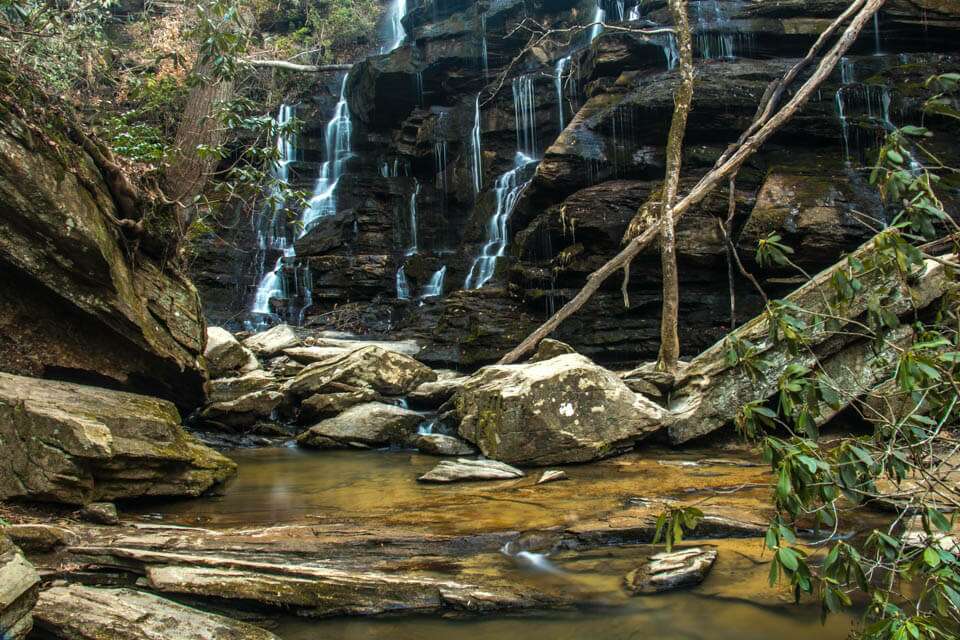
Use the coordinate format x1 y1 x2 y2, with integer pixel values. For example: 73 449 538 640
652 506 704 552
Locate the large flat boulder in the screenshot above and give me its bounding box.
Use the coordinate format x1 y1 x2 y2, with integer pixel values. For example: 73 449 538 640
243 324 300 356
296 402 423 449
0 372 236 505
0 79 206 410
454 354 667 466
285 346 436 397
667 245 954 444
33 585 279 640
0 535 39 640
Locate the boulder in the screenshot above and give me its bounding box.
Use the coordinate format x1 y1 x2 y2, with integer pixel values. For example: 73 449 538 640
204 327 249 378
33 585 280 640
454 354 667 466
296 402 424 449
407 377 466 409
0 535 39 640
200 390 285 427
0 372 236 505
79 502 119 526
1 525 77 553
667 246 954 444
243 324 301 356
418 458 525 483
207 370 280 404
528 339 577 363
624 547 718 594
413 433 476 456
299 388 379 422
286 346 436 397
282 346 350 364
0 82 207 410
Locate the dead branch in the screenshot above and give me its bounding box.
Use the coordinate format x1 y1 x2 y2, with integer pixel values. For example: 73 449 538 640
497 0 887 365
243 59 352 72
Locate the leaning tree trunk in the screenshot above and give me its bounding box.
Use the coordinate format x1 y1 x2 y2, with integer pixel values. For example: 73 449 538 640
497 0 886 365
656 0 695 374
163 63 235 236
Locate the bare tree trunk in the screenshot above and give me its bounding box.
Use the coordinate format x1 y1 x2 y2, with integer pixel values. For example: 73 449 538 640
163 65 234 235
243 59 352 72
497 0 886 365
656 0 695 373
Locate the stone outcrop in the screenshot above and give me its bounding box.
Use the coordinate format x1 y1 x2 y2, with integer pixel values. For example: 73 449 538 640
0 372 236 505
454 354 667 465
204 327 256 378
243 323 301 356
286 346 436 397
296 402 424 448
33 585 280 640
413 433 476 456
0 67 206 409
0 535 39 640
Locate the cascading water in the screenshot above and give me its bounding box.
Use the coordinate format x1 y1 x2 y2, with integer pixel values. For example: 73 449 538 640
479 12 489 79
383 0 407 52
421 266 446 299
250 104 297 319
513 74 538 157
396 265 411 300
589 4 606 42
464 153 537 289
694 0 735 60
406 181 420 255
301 75 353 234
469 94 483 194
554 57 571 132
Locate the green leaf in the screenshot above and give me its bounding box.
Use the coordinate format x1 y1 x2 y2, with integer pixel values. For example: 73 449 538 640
778 547 800 572
923 546 941 568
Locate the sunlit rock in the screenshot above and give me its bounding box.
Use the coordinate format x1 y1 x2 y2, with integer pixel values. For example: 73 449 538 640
297 402 423 448
624 547 718 594
0 534 39 640
286 346 436 397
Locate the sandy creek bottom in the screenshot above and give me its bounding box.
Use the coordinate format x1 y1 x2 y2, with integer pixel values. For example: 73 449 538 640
129 447 861 640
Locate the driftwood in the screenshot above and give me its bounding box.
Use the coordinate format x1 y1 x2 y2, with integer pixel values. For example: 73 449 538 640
498 0 887 365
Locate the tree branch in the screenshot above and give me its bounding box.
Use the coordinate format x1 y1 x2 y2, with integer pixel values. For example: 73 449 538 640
497 0 887 365
243 59 352 72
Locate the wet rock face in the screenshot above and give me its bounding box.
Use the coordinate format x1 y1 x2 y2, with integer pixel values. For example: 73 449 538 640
286 345 437 397
0 372 237 505
455 354 667 465
0 534 39 640
0 90 206 410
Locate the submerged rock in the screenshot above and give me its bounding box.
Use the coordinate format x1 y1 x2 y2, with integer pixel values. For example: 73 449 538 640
243 324 301 356
537 470 568 485
33 585 280 640
297 402 423 449
418 458 525 483
0 535 39 640
455 354 667 466
286 346 436 397
624 547 718 594
0 372 236 505
414 433 476 456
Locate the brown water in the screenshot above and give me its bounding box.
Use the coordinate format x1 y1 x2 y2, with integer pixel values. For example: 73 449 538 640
130 447 861 639
130 446 772 534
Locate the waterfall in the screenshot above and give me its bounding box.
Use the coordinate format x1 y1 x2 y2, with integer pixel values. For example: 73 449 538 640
513 74 538 157
469 94 483 193
434 139 448 196
383 0 407 52
464 153 537 289
250 104 298 319
479 12 489 79
695 0 735 60
421 266 446 298
415 71 424 105
554 57 571 132
301 75 353 234
406 181 420 255
872 14 882 55
589 4 606 42
396 265 411 300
